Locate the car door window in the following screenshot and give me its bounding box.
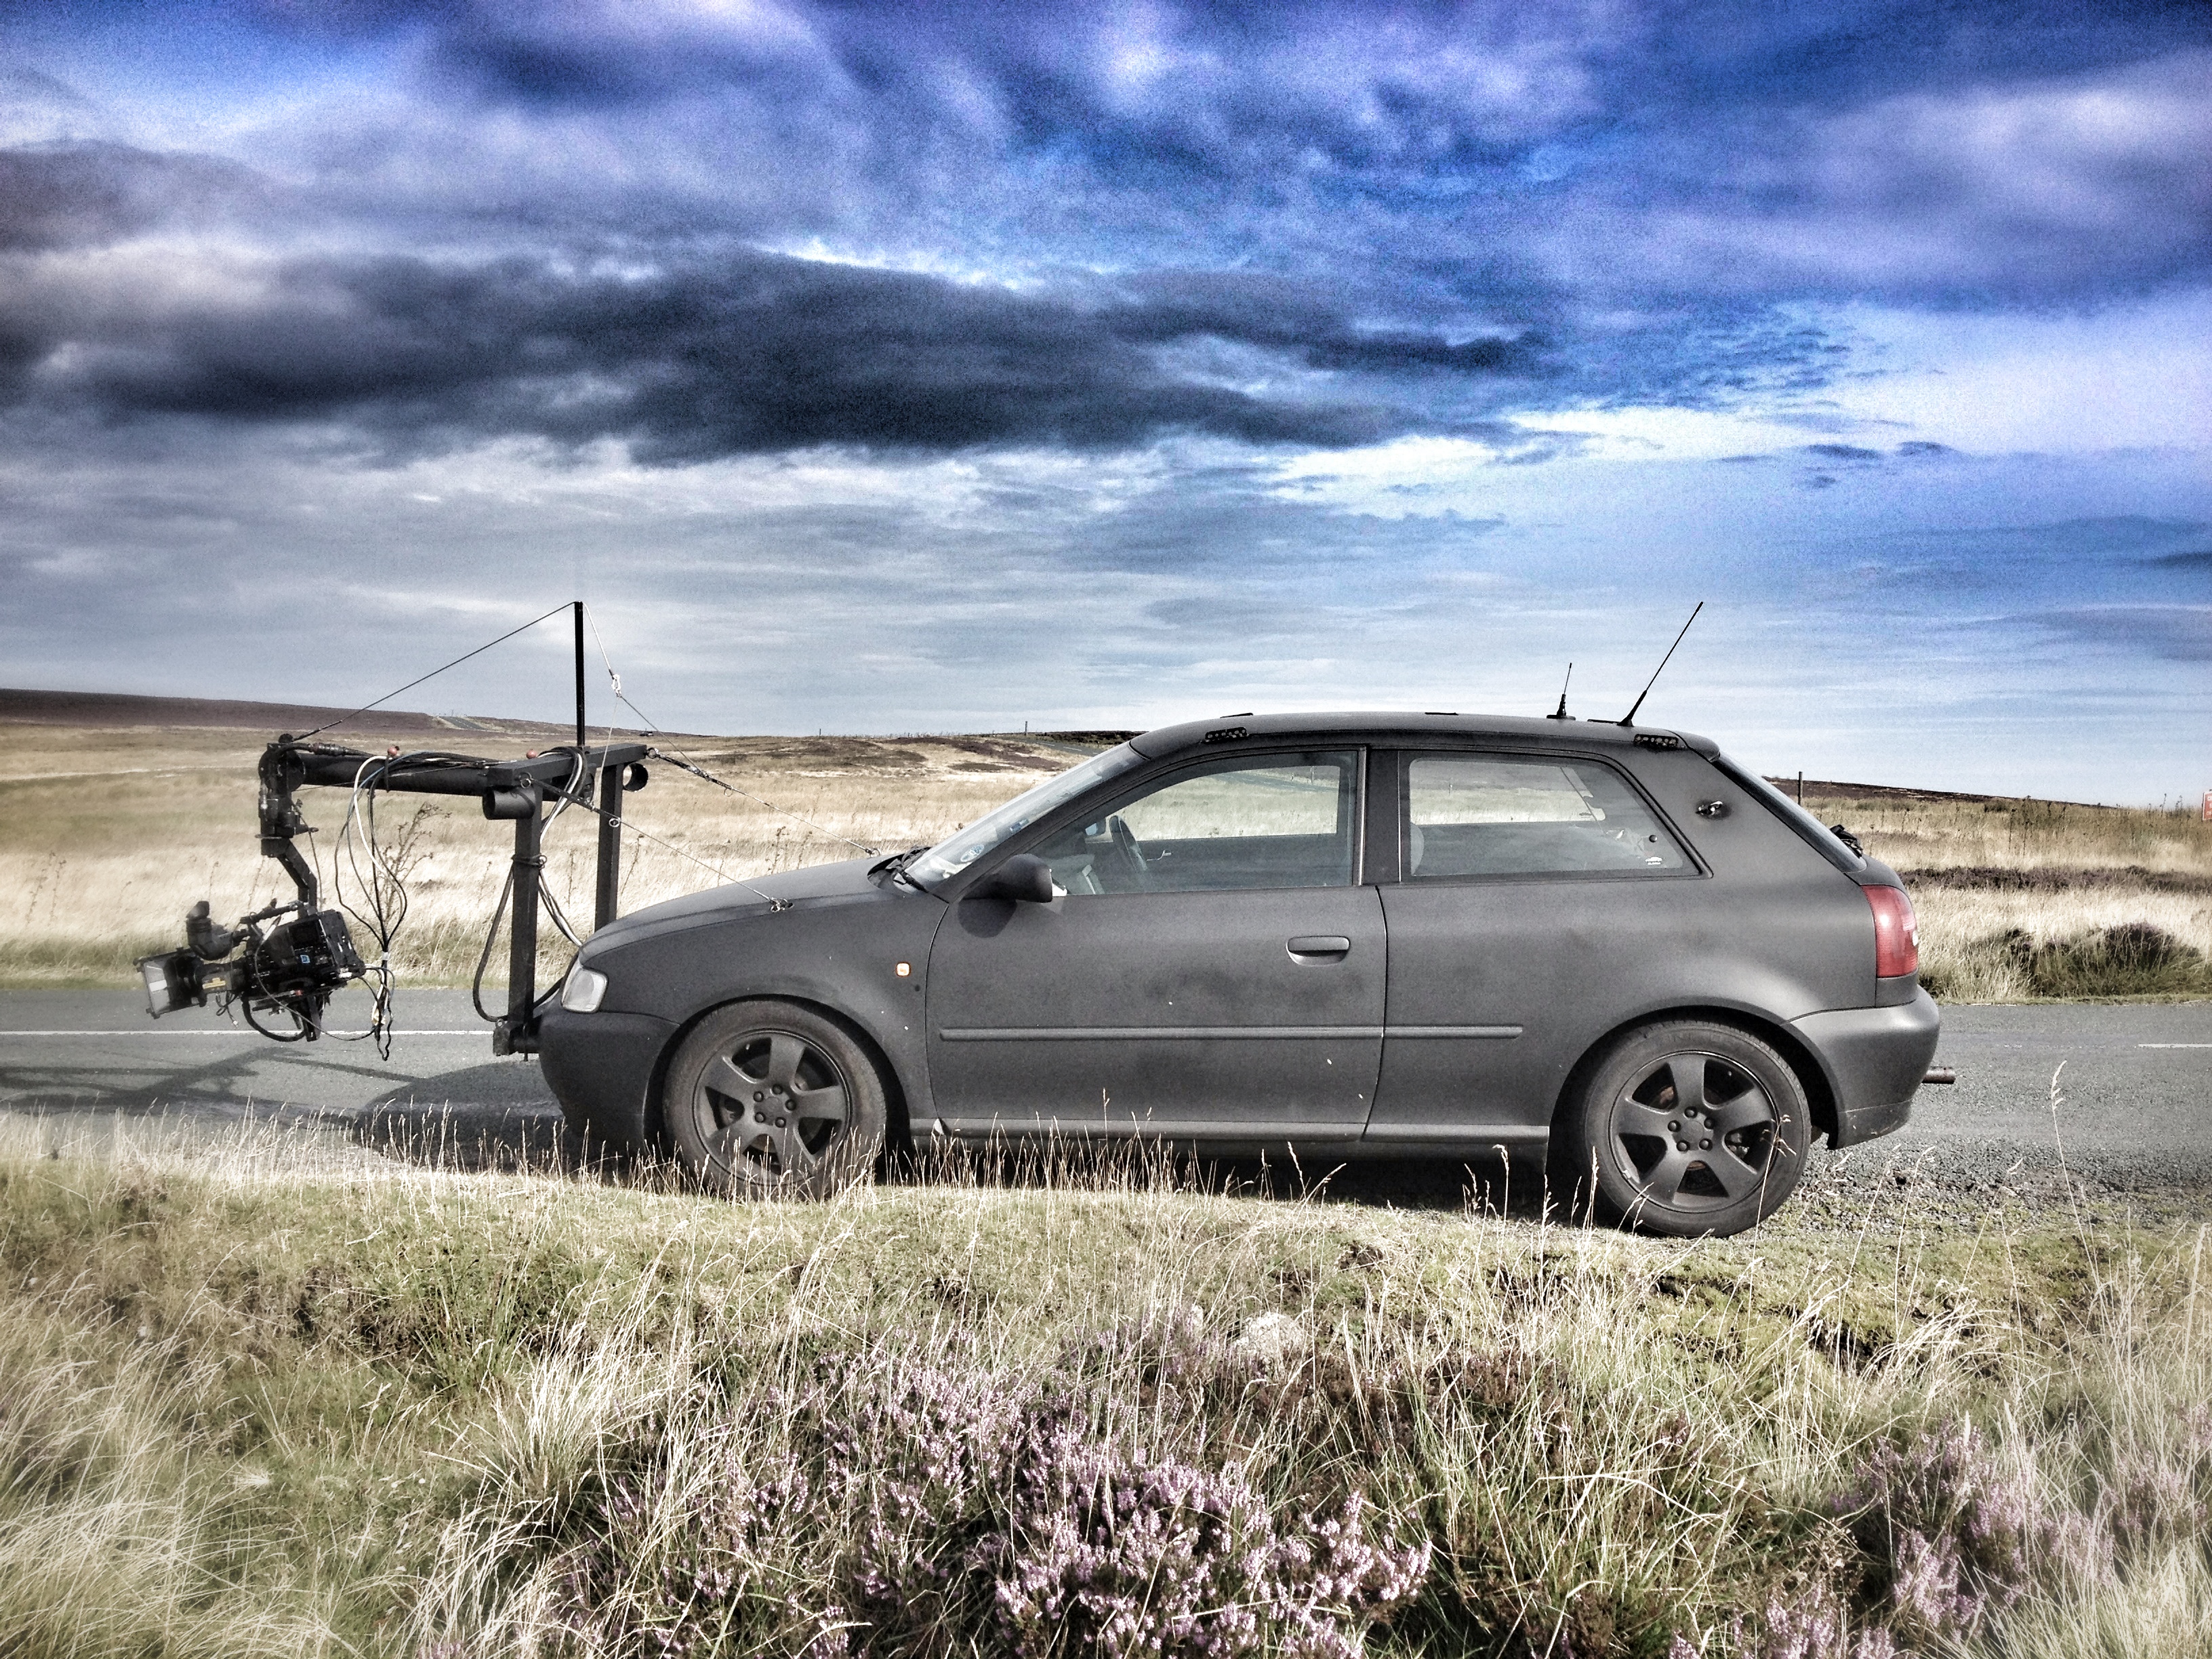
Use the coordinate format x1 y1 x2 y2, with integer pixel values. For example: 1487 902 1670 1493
1404 752 1687 878
1031 750 1359 895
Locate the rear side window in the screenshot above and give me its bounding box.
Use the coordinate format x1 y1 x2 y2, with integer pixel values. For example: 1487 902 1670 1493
1403 752 1689 879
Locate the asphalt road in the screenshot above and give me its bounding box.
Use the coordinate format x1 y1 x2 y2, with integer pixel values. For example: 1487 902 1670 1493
3 989 2207 1195
0 986 562 1170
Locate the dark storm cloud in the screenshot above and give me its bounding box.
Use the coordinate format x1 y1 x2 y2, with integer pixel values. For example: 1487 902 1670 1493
0 247 1535 457
2 2 2203 459
0 0 2175 481
0 142 260 251
255 0 2212 309
308 1 2204 154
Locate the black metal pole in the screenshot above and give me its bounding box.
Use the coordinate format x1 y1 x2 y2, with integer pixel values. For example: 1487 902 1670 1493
507 794 542 1042
594 762 623 929
573 600 586 751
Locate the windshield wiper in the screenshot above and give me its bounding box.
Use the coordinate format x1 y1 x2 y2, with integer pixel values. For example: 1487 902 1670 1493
871 846 930 886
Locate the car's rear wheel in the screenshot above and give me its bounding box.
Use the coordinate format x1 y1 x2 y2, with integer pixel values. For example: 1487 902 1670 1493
662 1000 886 1200
1551 1020 1809 1237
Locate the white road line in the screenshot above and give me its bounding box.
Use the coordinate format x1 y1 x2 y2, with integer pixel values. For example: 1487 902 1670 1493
2138 1044 2212 1049
1 1030 489 1038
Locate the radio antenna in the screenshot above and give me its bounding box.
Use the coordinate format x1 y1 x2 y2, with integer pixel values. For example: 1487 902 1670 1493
1547 662 1574 720
1617 601 1704 727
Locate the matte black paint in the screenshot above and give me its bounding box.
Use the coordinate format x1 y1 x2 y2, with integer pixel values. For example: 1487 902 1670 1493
565 855 947 1139
927 884 1385 1136
1795 996 1944 1145
536 1008 674 1144
538 712 1940 1170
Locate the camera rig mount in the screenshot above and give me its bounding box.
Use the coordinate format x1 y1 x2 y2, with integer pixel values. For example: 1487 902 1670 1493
136 603 653 1055
138 735 651 1054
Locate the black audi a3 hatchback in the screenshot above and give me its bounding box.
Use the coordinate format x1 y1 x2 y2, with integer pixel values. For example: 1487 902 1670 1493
539 712 1938 1235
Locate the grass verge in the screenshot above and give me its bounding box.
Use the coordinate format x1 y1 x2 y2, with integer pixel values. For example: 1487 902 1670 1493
0 1115 2205 1656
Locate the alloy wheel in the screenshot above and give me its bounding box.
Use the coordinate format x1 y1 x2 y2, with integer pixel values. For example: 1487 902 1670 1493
692 1028 851 1187
1607 1049 1780 1211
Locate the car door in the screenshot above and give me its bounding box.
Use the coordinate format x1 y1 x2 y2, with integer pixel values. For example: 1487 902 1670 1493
925 747 1383 1141
1368 747 1703 1148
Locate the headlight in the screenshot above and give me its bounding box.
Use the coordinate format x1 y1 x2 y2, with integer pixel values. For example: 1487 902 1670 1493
560 963 609 1013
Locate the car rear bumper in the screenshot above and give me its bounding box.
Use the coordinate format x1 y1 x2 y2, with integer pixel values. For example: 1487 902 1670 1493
1792 988 1942 1148
537 1008 677 1149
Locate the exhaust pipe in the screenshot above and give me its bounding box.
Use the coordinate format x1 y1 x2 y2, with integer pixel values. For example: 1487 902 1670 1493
1923 1067 1956 1086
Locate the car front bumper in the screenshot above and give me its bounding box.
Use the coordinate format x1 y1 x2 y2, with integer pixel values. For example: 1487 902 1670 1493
1792 987 1942 1148
537 1007 678 1149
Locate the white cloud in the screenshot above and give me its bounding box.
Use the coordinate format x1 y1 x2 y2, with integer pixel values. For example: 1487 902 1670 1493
1817 293 2212 455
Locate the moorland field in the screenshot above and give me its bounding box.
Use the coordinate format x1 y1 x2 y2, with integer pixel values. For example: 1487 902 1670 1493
2 701 2208 999
2 698 2209 1658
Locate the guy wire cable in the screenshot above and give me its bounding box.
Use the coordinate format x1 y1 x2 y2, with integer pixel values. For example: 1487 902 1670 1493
285 607 825 1038
535 778 792 911
647 747 880 855
581 602 876 855
295 604 574 740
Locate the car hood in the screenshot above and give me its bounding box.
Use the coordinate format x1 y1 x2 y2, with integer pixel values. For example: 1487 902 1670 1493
581 854 919 952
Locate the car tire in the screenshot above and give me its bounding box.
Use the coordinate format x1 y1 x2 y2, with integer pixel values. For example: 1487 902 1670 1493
1551 1020 1809 1237
661 1000 887 1200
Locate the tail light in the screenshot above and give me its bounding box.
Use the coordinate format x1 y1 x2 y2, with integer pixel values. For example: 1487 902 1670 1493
1865 884 1919 979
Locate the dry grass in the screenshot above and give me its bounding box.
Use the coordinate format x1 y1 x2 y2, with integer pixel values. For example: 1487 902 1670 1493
1759 789 2212 1003
0 1112 2205 1657
1914 887 2212 1002
1824 791 2212 881
0 722 1101 988
4 722 2208 1002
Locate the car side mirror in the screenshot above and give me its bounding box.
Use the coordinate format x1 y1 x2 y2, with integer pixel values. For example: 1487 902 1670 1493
967 853 1056 903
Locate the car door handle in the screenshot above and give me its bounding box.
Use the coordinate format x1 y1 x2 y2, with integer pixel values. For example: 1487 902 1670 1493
1287 935 1352 960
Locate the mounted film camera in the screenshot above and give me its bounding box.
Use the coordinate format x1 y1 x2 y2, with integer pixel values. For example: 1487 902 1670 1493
137 898 367 1040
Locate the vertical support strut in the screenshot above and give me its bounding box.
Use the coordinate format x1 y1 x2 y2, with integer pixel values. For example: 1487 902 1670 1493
594 761 623 929
506 792 543 1044
573 600 587 752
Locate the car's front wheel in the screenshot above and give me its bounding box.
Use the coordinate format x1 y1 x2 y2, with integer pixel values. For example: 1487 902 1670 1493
1551 1020 1809 1237
662 1000 887 1199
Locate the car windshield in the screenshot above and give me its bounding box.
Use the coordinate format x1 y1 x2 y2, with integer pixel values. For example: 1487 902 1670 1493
907 743 1147 890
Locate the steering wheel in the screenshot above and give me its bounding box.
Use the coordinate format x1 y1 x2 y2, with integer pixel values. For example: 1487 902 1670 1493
1105 814 1149 889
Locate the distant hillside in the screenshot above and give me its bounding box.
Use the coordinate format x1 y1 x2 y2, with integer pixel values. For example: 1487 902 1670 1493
1777 775 2126 812
0 692 2129 810
0 688 653 740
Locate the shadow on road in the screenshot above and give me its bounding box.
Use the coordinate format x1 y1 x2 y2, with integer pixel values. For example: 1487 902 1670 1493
880 1140 1544 1219
344 1092 1546 1216
357 1067 577 1174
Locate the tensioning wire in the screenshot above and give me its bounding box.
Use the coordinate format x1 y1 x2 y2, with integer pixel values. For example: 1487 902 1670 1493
579 603 878 857
296 603 574 739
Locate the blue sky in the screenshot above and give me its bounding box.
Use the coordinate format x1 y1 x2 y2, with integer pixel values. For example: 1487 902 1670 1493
1 1 2205 800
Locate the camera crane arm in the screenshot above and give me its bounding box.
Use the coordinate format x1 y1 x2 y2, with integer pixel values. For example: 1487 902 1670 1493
143 734 651 1054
